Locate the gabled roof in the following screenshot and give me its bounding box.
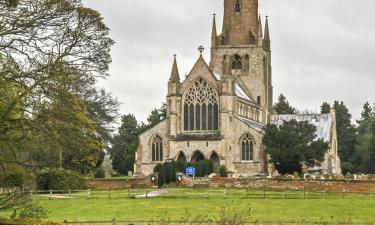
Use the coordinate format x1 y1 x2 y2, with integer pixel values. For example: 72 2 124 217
212 72 252 102
270 114 332 142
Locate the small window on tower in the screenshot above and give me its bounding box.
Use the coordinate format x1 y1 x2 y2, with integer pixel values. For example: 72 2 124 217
235 0 241 13
231 55 242 70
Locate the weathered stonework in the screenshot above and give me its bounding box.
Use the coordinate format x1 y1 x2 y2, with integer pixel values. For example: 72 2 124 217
134 0 341 177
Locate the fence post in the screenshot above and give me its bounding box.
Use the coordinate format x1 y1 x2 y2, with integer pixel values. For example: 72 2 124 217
112 218 116 225
63 220 68 224
68 190 71 197
128 188 131 198
49 189 52 199
108 189 111 199
263 186 266 199
303 186 306 199
88 189 91 198
145 189 148 198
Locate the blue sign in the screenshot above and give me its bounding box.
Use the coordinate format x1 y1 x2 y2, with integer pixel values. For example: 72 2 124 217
185 167 196 176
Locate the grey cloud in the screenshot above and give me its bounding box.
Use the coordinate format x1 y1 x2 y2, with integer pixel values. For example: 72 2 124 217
83 0 375 122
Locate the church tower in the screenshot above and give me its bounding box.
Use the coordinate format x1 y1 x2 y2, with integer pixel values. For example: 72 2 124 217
210 0 273 123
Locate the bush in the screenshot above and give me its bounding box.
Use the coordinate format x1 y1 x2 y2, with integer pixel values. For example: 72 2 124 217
3 167 27 188
94 167 105 178
218 165 228 177
36 168 86 190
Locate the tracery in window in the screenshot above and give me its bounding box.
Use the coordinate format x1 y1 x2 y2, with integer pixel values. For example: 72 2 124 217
151 135 163 162
235 0 241 12
241 133 254 161
184 78 219 131
232 55 242 70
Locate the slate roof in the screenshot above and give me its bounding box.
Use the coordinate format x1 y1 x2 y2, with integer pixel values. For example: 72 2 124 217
237 116 265 132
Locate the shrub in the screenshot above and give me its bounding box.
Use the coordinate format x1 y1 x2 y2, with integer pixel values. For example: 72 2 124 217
36 168 86 190
94 167 105 178
3 167 27 188
218 165 228 177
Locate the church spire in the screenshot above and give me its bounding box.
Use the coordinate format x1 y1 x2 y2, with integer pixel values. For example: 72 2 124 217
169 54 180 82
263 16 271 51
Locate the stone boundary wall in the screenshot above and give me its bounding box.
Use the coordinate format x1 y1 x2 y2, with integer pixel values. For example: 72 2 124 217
181 177 375 192
86 177 375 192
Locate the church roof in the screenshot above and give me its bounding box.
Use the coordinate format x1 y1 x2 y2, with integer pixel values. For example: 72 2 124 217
237 116 265 132
235 83 252 102
212 72 252 102
270 114 332 142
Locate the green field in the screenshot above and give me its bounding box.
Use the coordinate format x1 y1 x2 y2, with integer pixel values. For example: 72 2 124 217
1 189 375 223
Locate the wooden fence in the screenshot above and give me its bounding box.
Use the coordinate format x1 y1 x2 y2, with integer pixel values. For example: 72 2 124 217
20 188 375 200
62 220 375 225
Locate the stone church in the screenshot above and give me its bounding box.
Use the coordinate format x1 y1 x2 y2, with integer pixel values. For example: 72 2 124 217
134 0 341 177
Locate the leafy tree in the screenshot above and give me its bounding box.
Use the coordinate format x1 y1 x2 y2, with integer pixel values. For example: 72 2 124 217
0 0 114 175
273 94 297 115
263 120 329 174
0 192 46 219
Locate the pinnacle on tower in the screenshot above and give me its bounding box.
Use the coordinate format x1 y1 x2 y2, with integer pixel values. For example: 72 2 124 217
211 13 217 38
263 16 271 51
169 54 180 82
258 15 263 38
211 14 218 48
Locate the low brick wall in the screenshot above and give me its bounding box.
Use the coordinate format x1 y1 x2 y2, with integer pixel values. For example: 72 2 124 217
181 177 375 192
86 178 149 190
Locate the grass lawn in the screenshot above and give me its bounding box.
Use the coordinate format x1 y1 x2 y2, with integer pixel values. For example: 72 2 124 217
1 189 375 223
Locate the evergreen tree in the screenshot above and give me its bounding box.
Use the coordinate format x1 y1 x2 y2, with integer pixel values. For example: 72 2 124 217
320 102 331 114
360 102 373 121
110 114 140 175
263 120 328 174
332 101 357 173
273 94 297 115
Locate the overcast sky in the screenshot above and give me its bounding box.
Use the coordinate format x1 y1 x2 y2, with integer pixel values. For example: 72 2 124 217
83 0 375 123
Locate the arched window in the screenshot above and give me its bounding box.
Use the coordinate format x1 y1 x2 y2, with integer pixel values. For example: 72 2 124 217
151 136 163 162
235 0 241 12
184 78 219 131
241 133 254 161
232 55 242 70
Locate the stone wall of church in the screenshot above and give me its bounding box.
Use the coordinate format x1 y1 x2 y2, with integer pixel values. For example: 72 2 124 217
210 46 271 124
225 116 265 176
137 119 170 176
169 140 222 162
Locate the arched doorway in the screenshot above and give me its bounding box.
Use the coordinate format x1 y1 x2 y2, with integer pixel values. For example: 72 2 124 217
209 151 220 172
176 151 187 163
190 151 205 163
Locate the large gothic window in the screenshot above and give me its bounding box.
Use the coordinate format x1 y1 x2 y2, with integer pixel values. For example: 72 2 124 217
232 55 242 70
184 78 219 131
235 0 241 13
151 136 163 162
241 133 254 161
